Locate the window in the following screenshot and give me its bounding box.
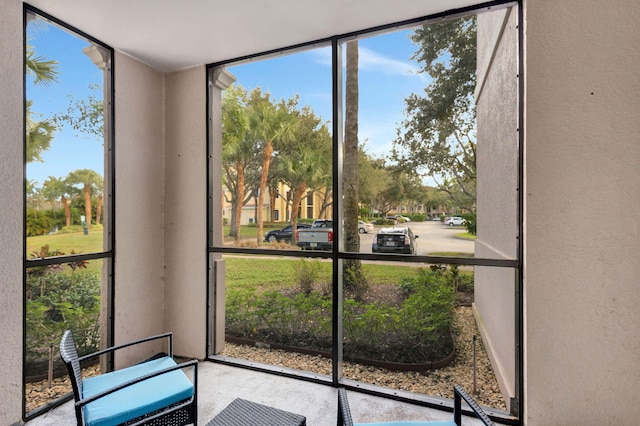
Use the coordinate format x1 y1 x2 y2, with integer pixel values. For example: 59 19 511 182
208 1 520 420
23 6 114 418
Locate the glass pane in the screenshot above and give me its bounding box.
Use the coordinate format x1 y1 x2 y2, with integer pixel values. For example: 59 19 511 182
221 254 333 377
26 15 108 254
342 8 519 260
342 262 515 413
217 45 333 251
25 258 106 412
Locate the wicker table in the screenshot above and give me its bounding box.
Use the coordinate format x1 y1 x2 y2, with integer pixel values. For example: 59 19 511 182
207 398 307 426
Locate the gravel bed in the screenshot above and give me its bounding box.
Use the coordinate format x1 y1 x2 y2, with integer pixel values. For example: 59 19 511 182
25 307 505 414
221 306 507 411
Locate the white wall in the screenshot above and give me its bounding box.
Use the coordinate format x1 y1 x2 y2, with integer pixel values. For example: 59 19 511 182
474 6 519 413
113 52 167 365
524 0 640 424
164 66 208 358
0 0 25 423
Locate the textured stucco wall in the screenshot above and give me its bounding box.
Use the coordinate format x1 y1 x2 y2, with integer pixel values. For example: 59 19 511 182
164 66 208 358
524 0 640 424
0 0 24 423
113 52 167 366
474 6 519 412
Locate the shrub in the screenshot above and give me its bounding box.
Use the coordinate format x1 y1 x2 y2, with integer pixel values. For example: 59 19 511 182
25 268 101 373
409 214 426 222
343 262 368 300
226 266 458 363
463 212 476 235
293 258 321 294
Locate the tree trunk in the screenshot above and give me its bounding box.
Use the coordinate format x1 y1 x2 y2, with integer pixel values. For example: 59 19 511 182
95 194 103 225
290 182 306 244
344 40 365 294
62 196 71 227
233 160 245 242
83 184 92 229
256 140 273 244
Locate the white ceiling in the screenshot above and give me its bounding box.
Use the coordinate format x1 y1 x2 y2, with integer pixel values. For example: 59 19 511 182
27 0 486 73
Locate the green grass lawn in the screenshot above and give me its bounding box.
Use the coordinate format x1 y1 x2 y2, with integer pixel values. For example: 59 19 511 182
27 231 106 275
224 255 424 293
27 230 105 256
27 230 459 289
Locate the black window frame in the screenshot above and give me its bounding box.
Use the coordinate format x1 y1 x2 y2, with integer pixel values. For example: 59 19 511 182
22 4 115 421
206 1 523 423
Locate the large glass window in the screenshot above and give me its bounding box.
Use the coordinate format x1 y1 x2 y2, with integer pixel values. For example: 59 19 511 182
209 1 520 420
24 7 113 418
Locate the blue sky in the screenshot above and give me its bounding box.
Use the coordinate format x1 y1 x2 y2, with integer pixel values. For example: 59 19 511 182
227 29 429 160
26 20 104 187
27 20 429 187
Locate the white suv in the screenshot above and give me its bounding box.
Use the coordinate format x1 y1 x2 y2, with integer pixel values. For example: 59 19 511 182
445 216 465 226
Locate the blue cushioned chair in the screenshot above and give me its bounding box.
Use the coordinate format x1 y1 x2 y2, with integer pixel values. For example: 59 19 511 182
60 330 198 426
337 385 494 426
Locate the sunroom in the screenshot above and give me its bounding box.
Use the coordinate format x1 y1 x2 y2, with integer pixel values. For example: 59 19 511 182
2 0 639 425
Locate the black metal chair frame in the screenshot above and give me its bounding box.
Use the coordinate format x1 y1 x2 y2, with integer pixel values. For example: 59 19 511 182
60 330 198 426
337 384 494 426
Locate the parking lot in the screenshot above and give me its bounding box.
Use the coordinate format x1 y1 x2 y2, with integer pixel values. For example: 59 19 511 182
358 220 474 256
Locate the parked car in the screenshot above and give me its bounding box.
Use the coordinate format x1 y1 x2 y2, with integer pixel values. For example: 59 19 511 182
371 227 419 255
396 215 411 222
264 223 311 243
296 219 333 251
444 216 466 227
358 220 375 234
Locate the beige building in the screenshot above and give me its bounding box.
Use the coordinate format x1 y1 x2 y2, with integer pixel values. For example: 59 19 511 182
222 183 331 225
2 1 640 425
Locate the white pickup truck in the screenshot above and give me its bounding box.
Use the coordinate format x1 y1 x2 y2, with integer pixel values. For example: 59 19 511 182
295 219 333 251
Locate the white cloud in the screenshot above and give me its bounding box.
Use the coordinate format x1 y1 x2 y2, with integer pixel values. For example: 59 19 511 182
309 47 427 83
358 47 426 82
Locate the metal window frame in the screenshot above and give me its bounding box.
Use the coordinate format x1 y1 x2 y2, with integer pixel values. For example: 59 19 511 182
206 0 522 423
22 4 115 421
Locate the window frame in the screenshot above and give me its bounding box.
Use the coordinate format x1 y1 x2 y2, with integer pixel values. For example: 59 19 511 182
206 0 522 422
22 4 115 421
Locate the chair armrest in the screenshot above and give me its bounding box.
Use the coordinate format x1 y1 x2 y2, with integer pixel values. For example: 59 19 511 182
78 332 174 363
76 359 197 408
453 384 494 426
337 388 354 426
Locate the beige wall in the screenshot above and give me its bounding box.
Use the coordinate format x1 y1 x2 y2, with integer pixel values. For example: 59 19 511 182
0 0 24 423
164 66 208 358
474 6 519 413
112 52 167 365
524 0 640 424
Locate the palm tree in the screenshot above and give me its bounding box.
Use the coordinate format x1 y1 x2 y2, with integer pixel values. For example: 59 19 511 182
67 169 103 230
26 44 59 86
272 149 329 244
222 85 256 241
247 89 296 244
25 45 59 164
344 40 365 292
42 176 75 227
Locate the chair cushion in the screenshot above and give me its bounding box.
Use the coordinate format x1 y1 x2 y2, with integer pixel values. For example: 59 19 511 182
354 422 457 426
82 356 194 426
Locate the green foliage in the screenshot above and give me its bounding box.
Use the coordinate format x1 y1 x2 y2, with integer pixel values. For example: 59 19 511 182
374 218 395 226
359 207 371 217
226 266 459 363
393 15 477 211
409 214 426 222
462 212 476 235
25 268 101 372
26 208 57 237
293 258 321 294
343 262 368 300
